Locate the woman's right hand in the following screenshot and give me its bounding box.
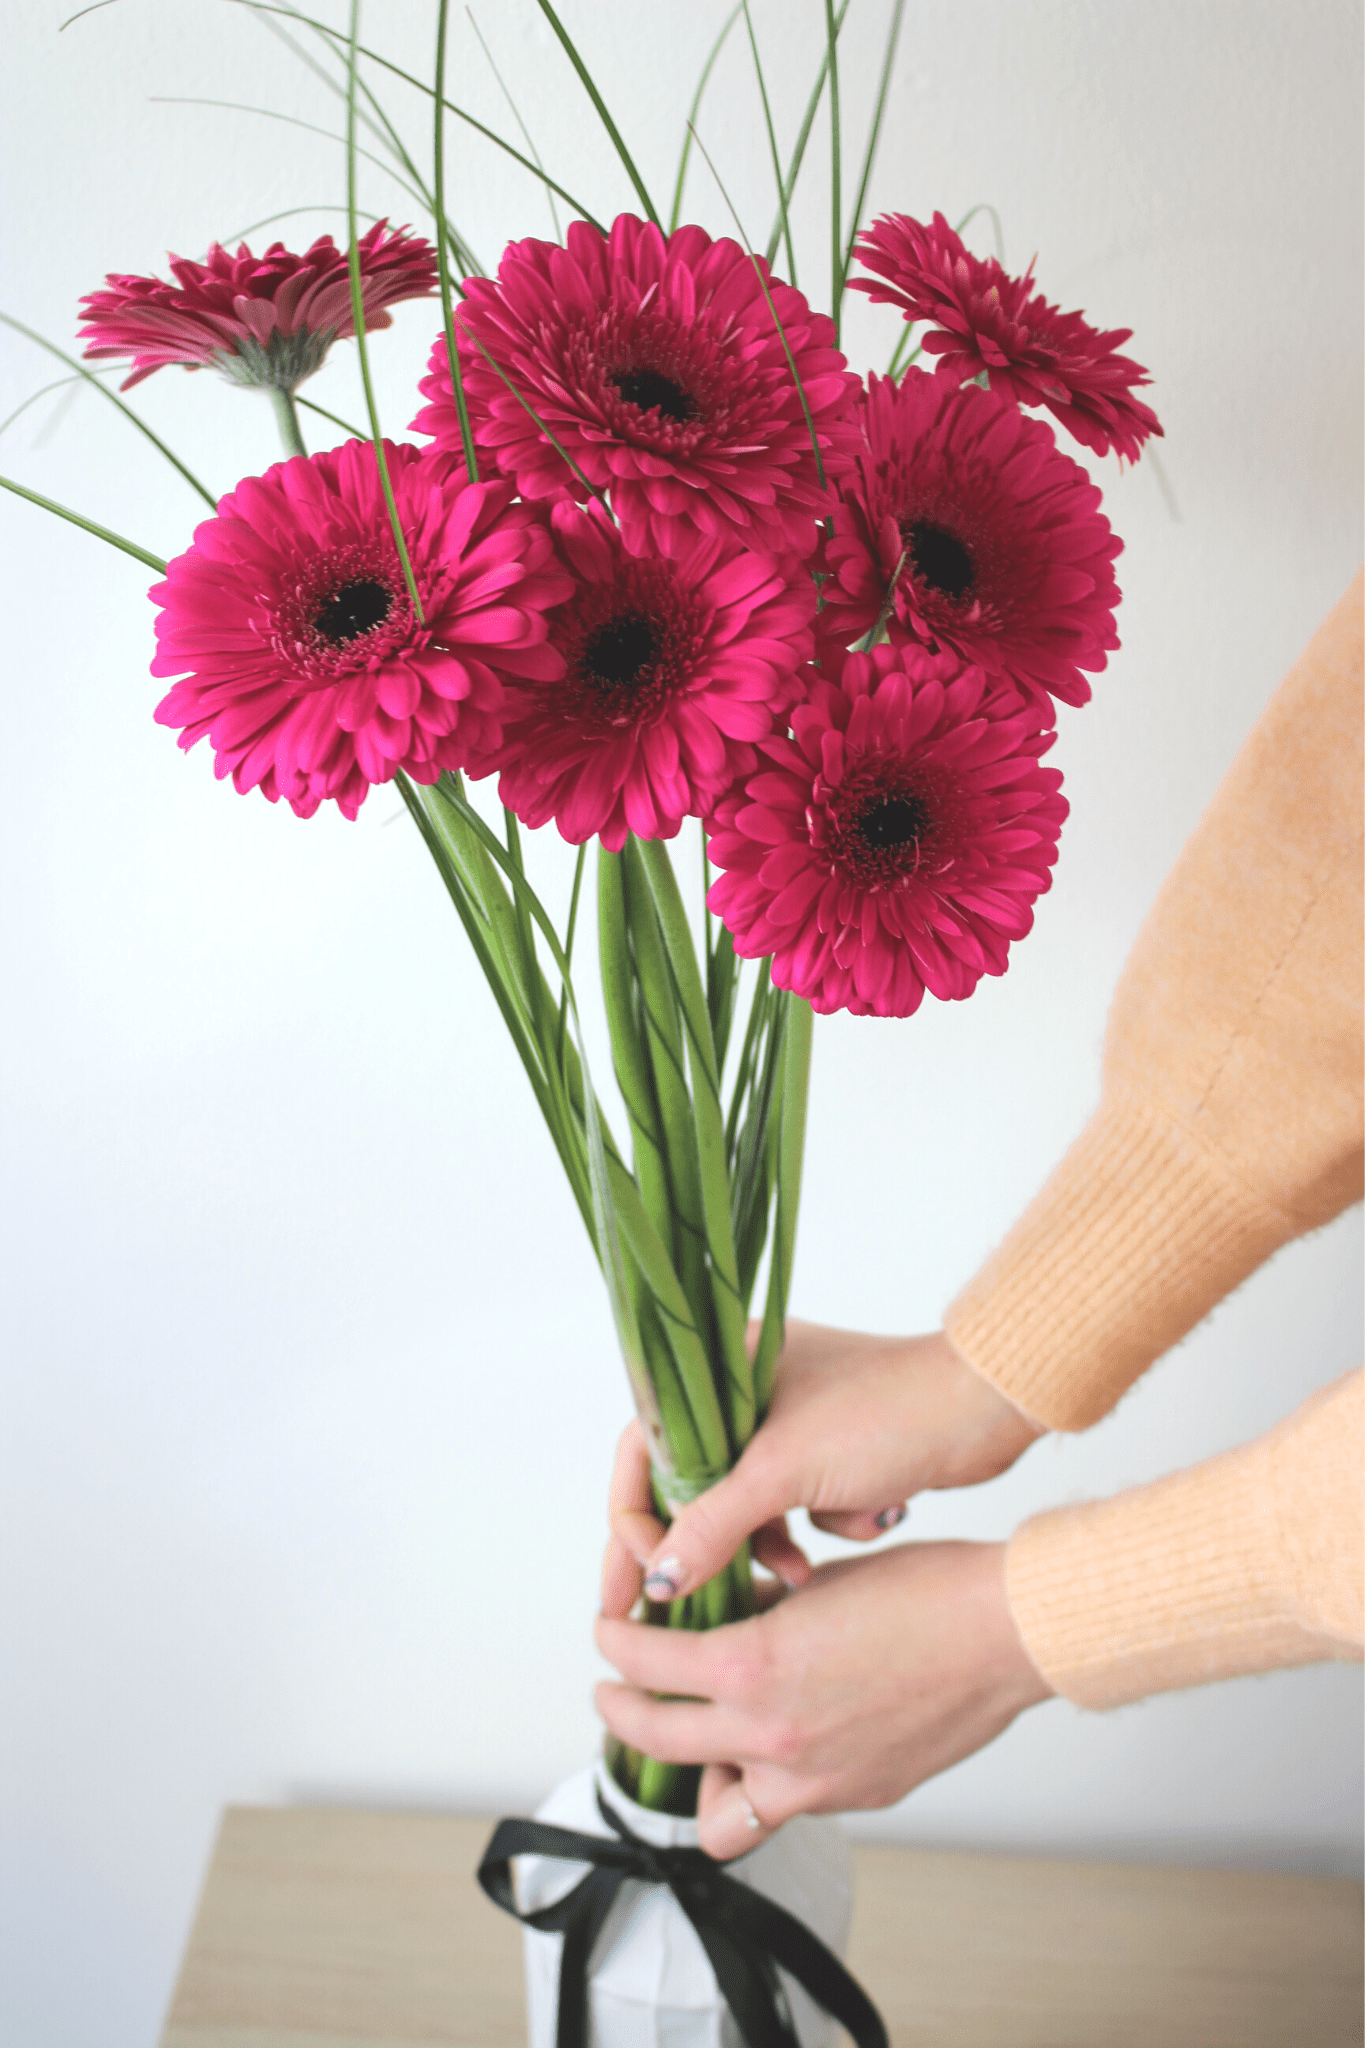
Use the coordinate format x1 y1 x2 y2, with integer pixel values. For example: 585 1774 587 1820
601 1322 1043 1617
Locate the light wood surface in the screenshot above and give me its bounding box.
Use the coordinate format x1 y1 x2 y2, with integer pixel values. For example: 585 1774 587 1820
159 1803 1363 2048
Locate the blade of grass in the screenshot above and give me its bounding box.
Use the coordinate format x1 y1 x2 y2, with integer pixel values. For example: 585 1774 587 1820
956 201 1005 260
886 321 920 377
229 1 608 231
0 313 217 509
742 2 797 286
533 0 661 228
434 0 478 476
687 126 827 490
467 7 560 240
824 0 843 336
0 369 110 442
221 203 380 243
671 1 743 232
240 1 486 279
841 0 905 275
635 837 753 1452
295 393 367 439
555 841 588 1075
344 1 424 623
0 474 166 573
751 993 812 1413
149 98 433 219
763 0 851 267
457 326 609 506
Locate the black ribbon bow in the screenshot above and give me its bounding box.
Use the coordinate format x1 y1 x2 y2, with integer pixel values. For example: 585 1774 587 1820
478 1787 888 2048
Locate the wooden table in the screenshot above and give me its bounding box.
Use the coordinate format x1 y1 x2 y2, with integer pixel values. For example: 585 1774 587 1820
158 1804 1363 2048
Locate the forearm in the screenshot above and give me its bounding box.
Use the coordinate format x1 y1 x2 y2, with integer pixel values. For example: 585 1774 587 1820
1004 1369 1364 1710
947 573 1364 1429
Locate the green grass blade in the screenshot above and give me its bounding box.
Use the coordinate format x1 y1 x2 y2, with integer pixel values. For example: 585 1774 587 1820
751 993 813 1414
600 848 675 1257
230 2 608 231
457 327 609 505
742 1 797 285
0 473 166 573
956 201 1006 259
707 914 740 1079
622 840 713 1353
686 127 826 489
221 203 381 244
295 393 367 439
344 1 424 623
824 0 843 336
149 97 434 221
763 0 850 266
467 6 561 241
671 1 743 232
0 312 217 510
434 0 478 477
533 0 661 228
635 837 753 1451
842 0 905 276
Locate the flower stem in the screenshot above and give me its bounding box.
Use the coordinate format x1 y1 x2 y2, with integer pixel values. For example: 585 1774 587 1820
270 386 308 458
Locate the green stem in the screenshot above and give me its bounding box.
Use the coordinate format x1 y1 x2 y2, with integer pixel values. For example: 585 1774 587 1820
0 472 166 573
434 0 478 479
269 386 308 457
824 0 843 337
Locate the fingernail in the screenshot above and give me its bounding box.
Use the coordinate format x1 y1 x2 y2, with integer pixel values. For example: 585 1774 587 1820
643 1556 684 1601
874 1505 906 1532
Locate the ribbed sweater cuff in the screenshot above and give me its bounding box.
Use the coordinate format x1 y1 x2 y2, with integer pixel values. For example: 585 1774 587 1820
944 1106 1293 1430
1005 1374 1364 1711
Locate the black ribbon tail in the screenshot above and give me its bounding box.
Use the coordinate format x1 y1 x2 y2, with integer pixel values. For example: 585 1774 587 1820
477 1802 889 2048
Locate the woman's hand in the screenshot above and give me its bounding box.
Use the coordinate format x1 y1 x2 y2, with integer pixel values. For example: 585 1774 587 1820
596 1540 1054 1859
601 1323 1041 1617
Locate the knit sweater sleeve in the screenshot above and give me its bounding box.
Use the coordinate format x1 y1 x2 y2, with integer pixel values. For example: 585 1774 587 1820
1005 1369 1364 1708
944 572 1364 1431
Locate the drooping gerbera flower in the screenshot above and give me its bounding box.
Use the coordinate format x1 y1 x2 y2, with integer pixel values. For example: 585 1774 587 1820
849 212 1162 465
79 222 437 392
413 214 861 562
150 440 572 819
470 500 815 850
706 643 1067 1017
819 371 1122 710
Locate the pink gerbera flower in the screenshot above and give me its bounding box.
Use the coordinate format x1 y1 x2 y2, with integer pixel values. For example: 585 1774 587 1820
820 371 1122 710
151 440 572 819
79 222 437 392
413 214 861 562
706 644 1067 1017
472 500 815 850
849 212 1162 464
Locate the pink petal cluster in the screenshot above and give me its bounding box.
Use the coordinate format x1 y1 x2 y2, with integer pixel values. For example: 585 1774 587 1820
80 222 437 391
849 212 1162 464
414 214 861 562
820 371 1121 710
150 440 572 819
706 644 1067 1016
474 501 815 850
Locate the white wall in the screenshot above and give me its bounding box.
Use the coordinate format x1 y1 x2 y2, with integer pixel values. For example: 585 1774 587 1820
1 2 1360 2040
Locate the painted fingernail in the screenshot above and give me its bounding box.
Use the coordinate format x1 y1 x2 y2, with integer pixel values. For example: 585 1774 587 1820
874 1505 906 1532
643 1556 684 1601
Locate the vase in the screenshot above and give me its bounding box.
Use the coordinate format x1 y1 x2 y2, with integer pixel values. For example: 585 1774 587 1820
516 1758 854 2047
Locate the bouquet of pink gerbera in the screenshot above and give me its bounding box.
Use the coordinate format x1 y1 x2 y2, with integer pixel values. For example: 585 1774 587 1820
3 4 1159 2039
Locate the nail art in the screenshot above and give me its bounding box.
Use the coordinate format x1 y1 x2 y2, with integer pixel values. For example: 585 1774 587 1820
643 1556 684 1600
874 1505 906 1532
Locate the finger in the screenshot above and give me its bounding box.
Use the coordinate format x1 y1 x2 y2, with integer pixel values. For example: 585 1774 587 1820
696 1762 778 1858
808 1503 908 1541
594 1681 756 1766
641 1450 793 1603
594 1612 729 1696
751 1575 789 1613
600 1531 643 1620
750 1516 812 1586
608 1423 668 1565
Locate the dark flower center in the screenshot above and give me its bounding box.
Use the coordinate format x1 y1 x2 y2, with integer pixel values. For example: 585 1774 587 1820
314 578 393 644
905 521 975 600
858 793 929 849
584 612 658 688
610 367 698 423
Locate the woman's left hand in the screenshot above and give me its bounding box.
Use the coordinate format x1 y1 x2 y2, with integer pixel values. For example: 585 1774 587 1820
595 1540 1053 1861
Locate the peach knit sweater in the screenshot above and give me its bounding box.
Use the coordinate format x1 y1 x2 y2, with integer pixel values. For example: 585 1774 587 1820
945 574 1364 1710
